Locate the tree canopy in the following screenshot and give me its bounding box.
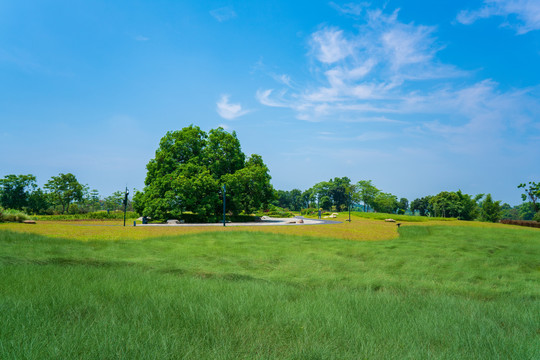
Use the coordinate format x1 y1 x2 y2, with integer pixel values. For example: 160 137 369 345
134 125 273 220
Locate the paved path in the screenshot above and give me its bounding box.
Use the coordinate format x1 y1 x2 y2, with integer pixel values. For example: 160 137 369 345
138 216 341 227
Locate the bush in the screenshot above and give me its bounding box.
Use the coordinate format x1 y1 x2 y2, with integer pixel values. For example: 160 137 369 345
33 211 139 221
500 219 540 228
300 208 318 216
534 211 540 222
0 207 30 223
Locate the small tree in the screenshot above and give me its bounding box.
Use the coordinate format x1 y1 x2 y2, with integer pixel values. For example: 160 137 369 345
44 173 84 214
480 194 501 223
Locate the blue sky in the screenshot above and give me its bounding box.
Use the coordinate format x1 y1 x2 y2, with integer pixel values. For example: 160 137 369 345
1 0 539 205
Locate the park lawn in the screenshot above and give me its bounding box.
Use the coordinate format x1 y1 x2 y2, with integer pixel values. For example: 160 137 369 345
0 222 539 359
0 212 512 242
0 216 400 241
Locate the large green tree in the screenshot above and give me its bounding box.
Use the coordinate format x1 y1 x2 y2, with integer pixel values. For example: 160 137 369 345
134 126 273 221
0 174 37 210
44 173 84 214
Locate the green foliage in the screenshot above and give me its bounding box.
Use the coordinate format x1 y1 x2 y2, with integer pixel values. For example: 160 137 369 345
397 197 408 214
518 181 539 212
0 207 30 222
356 180 380 211
428 190 482 220
223 154 274 215
257 205 295 218
26 188 51 215
0 174 37 210
137 125 274 221
534 211 540 222
275 188 303 211
202 127 245 180
44 173 84 214
410 196 433 216
372 192 398 213
33 211 139 221
480 194 502 223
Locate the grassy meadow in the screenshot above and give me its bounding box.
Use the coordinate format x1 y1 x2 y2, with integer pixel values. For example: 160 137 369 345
0 217 539 359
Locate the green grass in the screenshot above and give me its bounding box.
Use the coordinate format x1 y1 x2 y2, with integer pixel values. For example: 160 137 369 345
0 225 539 359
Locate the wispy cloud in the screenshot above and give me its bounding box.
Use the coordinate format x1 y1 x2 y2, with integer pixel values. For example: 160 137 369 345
457 0 540 34
210 6 237 22
134 35 149 41
258 8 464 120
216 95 250 119
330 2 369 16
256 5 540 157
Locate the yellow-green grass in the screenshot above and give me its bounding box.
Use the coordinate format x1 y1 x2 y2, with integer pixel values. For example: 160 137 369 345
1 212 527 242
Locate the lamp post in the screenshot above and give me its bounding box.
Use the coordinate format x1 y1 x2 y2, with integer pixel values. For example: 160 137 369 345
123 187 129 227
347 190 352 222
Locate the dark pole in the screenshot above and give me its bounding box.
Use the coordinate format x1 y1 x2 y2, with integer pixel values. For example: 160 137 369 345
348 191 351 222
123 187 129 227
223 184 226 227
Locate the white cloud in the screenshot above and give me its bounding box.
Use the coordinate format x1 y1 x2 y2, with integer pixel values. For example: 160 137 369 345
216 95 250 119
256 5 540 157
310 27 354 63
457 0 540 34
330 2 370 16
134 35 149 41
210 6 237 22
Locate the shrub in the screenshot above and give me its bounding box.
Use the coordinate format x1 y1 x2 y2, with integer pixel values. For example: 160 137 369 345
500 219 540 228
33 211 139 221
0 207 30 223
300 208 318 216
534 211 540 222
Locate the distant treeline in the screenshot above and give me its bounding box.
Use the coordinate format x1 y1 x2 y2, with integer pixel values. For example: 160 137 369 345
0 173 133 215
274 178 540 223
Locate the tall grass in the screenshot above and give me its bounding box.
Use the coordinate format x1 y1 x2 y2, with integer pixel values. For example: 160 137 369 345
0 226 539 359
0 207 30 223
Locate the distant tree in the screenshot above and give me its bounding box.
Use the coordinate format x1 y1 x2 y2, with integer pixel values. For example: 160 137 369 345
328 177 351 210
26 188 50 214
372 192 398 214
518 182 539 212
516 202 536 220
0 174 37 210
356 180 380 212
429 191 462 218
88 189 101 212
397 197 409 215
410 196 432 216
301 189 316 209
319 196 332 211
104 191 125 211
44 173 84 214
500 203 520 220
480 194 501 223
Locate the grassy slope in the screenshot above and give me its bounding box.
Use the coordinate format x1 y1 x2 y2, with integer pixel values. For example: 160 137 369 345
0 225 539 359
